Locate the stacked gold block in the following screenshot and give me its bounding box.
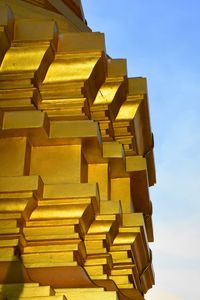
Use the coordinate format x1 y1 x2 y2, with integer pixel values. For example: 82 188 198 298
0 1 156 300
0 283 118 300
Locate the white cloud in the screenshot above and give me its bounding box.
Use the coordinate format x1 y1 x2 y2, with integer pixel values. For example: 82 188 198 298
153 219 200 260
148 218 200 300
146 287 183 300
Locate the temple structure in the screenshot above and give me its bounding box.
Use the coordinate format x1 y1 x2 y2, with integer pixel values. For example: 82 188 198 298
0 1 156 300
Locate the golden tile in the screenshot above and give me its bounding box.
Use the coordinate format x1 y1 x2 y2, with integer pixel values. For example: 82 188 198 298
30 145 82 184
0 137 27 176
88 163 108 201
0 175 40 192
111 177 133 213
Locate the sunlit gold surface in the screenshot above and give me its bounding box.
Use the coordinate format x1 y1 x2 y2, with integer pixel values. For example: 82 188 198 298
0 1 156 300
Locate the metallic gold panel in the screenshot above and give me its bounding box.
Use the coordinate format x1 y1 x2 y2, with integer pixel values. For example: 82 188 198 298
22 252 77 268
107 59 127 78
42 183 98 199
30 145 81 184
100 200 121 215
88 163 109 201
0 248 16 261
115 98 142 121
111 177 133 213
0 46 50 72
103 141 124 158
128 77 147 95
0 175 39 192
0 137 26 176
1 285 54 297
2 111 46 129
49 120 100 139
55 289 118 300
126 156 147 172
122 213 145 228
44 55 102 84
14 19 57 41
22 242 82 254
58 32 105 53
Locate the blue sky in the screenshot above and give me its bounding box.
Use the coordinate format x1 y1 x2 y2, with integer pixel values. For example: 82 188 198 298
81 1 200 299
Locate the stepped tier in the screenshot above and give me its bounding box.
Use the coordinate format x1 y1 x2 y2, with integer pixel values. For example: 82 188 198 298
0 2 156 300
